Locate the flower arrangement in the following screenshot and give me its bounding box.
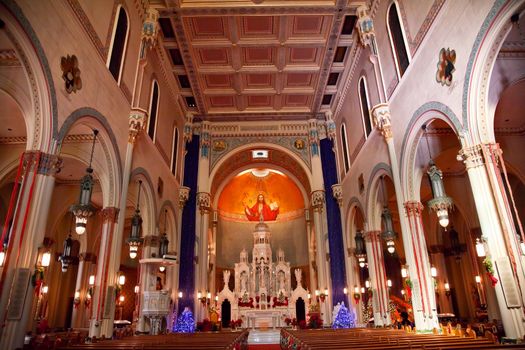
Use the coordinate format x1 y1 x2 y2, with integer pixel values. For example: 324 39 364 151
483 258 498 286
307 314 323 329
238 297 254 308
284 317 292 326
273 296 288 307
229 318 242 329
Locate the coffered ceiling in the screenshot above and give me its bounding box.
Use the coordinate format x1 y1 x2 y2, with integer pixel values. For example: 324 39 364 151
156 0 358 121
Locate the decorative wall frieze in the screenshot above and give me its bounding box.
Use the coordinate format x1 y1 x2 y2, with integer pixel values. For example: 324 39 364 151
128 108 148 144
457 144 484 170
21 151 62 176
179 186 190 209
371 103 392 140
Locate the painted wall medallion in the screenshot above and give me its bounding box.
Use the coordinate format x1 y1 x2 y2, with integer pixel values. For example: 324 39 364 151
61 54 82 93
436 48 456 86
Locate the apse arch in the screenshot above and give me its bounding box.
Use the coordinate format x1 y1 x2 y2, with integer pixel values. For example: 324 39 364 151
399 104 463 201
462 1 525 144
209 142 313 192
57 108 123 208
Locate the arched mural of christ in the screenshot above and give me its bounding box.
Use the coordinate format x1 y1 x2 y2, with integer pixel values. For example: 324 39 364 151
244 194 279 222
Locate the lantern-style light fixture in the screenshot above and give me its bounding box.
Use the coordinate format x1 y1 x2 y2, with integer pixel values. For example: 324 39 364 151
444 282 451 296
159 209 170 258
475 237 486 257
59 235 74 272
70 129 99 235
41 251 51 268
380 176 397 254
118 273 126 286
355 230 366 268
422 125 453 228
127 180 144 259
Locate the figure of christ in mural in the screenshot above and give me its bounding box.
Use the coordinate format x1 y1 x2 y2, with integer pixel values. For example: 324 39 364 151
244 194 279 222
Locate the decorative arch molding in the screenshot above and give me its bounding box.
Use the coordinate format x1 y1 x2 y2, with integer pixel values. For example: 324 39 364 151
158 200 178 253
57 107 123 208
1 0 58 151
129 167 158 236
344 196 367 243
462 0 524 143
365 163 393 230
399 101 463 200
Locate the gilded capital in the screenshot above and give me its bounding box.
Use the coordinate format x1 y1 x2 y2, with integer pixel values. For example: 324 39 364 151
179 186 190 209
356 5 375 48
141 8 159 50
363 230 381 242
331 184 343 207
404 201 424 217
371 103 392 140
99 207 119 223
129 108 148 144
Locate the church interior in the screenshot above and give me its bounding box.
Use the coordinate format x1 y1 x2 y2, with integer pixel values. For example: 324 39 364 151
0 0 525 349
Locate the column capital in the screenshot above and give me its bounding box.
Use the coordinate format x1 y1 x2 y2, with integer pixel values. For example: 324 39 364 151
196 192 211 214
404 200 424 216
179 186 190 209
79 252 97 263
128 108 148 144
200 122 211 158
99 207 119 223
356 4 375 48
183 112 195 143
23 151 63 176
331 184 343 207
371 103 392 141
363 230 381 242
143 234 159 247
310 190 325 211
325 110 336 140
457 144 483 169
141 7 159 50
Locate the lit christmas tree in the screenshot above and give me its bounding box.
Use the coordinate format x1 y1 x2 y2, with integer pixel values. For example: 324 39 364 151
332 302 355 329
174 307 195 333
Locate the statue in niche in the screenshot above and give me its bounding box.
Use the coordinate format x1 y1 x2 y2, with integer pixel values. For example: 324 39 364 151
244 193 279 222
278 271 286 293
240 271 248 293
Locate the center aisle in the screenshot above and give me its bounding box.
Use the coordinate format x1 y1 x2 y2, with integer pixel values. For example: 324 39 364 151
247 329 281 350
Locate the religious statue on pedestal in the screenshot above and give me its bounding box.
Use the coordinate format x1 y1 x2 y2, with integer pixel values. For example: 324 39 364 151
244 194 279 221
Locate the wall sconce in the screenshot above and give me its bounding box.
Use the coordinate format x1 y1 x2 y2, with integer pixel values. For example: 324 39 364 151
430 266 437 278
0 244 6 267
207 292 211 300
118 273 126 286
361 287 365 294
365 280 371 289
159 265 166 272
319 288 328 302
85 289 92 308
134 285 140 294
197 291 206 304
42 285 49 294
307 293 311 300
89 275 95 286
119 295 125 304
41 251 51 268
475 237 486 257
475 275 481 284
178 291 183 298
387 279 392 288
343 287 348 295
444 282 451 297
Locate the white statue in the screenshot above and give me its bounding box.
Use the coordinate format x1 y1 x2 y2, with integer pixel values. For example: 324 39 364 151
294 268 302 288
223 270 231 289
278 271 286 293
240 271 248 293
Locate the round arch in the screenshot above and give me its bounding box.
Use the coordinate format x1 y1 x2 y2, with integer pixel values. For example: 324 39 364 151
399 104 463 200
57 108 123 208
158 200 178 252
129 167 158 237
366 166 393 231
463 1 525 144
1 1 58 152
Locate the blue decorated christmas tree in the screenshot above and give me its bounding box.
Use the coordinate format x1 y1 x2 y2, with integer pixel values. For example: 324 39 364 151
332 302 355 329
174 307 195 333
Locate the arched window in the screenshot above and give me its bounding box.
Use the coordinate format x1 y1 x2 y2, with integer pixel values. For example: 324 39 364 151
340 124 350 173
359 77 372 137
171 127 179 175
147 81 159 140
107 7 129 83
387 2 410 77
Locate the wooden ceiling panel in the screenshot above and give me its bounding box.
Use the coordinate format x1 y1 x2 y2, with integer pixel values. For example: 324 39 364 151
240 16 278 38
196 48 231 66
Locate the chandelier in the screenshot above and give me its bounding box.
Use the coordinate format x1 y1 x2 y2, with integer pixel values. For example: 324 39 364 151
127 180 144 259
